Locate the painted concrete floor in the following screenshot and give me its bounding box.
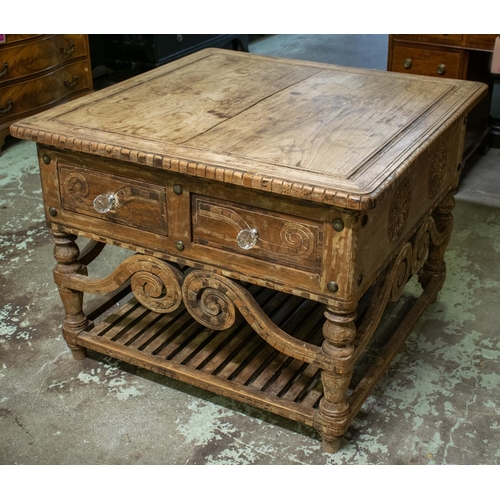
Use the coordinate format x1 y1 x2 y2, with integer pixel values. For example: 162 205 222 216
1 35 500 465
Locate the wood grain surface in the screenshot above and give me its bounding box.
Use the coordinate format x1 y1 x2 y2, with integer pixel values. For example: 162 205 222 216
10 48 487 209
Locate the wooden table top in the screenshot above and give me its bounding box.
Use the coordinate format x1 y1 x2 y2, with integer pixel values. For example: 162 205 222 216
10 48 486 210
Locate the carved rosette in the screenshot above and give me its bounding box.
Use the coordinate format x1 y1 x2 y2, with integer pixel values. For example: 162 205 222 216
429 142 447 199
64 172 89 204
388 178 411 243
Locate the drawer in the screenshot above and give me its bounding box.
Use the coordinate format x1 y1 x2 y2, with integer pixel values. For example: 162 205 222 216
466 34 497 50
393 34 466 47
58 165 167 235
0 35 88 85
0 60 90 121
2 35 38 43
192 195 323 272
391 45 462 79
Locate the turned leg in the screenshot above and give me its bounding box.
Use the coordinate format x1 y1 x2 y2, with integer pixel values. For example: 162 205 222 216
418 189 456 298
52 231 90 360
316 307 357 452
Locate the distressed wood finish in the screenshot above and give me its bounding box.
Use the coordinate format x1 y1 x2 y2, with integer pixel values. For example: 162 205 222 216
10 49 486 452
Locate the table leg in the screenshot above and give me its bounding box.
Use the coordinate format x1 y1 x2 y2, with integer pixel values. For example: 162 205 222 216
52 231 90 360
316 306 357 452
418 189 456 299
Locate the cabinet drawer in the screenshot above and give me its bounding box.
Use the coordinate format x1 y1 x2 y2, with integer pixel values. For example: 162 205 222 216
58 165 167 235
466 34 497 50
0 60 90 121
393 34 466 47
0 35 88 85
192 195 323 272
391 45 462 78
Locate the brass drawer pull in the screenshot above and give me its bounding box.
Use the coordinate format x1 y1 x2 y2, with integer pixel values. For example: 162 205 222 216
93 192 118 213
64 76 79 88
0 62 8 78
0 99 13 114
437 63 446 75
403 58 412 69
60 41 75 55
236 228 258 250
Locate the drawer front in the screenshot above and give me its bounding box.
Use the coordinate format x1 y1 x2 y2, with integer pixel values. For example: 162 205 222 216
58 165 167 234
0 60 91 121
192 195 323 272
2 35 39 43
466 34 497 50
393 34 466 47
0 35 88 85
391 45 462 78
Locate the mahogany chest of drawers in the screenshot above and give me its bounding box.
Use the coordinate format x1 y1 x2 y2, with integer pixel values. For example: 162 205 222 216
0 34 93 150
10 49 486 452
388 35 498 161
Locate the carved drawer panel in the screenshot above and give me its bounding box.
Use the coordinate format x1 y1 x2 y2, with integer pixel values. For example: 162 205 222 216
0 35 88 85
391 44 462 79
0 60 91 119
192 195 323 272
58 165 167 234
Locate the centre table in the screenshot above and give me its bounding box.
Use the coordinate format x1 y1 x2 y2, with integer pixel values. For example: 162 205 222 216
10 48 486 452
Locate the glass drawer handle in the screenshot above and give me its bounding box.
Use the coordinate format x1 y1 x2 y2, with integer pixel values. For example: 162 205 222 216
437 64 446 75
403 58 412 69
236 228 258 250
0 62 8 78
93 192 117 213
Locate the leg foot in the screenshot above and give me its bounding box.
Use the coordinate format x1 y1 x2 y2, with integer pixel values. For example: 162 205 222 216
321 435 343 453
68 344 87 360
314 307 357 453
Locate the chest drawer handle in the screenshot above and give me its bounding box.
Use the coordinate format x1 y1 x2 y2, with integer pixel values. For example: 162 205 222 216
0 63 8 78
403 58 412 69
0 99 13 114
236 228 259 250
93 192 118 214
64 76 79 88
60 41 75 55
437 64 446 75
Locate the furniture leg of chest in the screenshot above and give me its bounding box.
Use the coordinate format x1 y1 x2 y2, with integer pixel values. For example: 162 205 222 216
10 48 486 453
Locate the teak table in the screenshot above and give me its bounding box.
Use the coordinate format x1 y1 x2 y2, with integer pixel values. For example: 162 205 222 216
11 49 486 452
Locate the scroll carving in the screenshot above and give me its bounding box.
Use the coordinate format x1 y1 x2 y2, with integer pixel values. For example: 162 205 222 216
54 254 184 313
181 270 327 368
354 213 450 360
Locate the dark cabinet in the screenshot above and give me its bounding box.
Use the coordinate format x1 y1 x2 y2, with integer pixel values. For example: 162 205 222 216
90 34 249 73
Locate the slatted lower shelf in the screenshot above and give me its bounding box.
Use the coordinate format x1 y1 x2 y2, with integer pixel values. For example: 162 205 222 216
78 285 327 426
